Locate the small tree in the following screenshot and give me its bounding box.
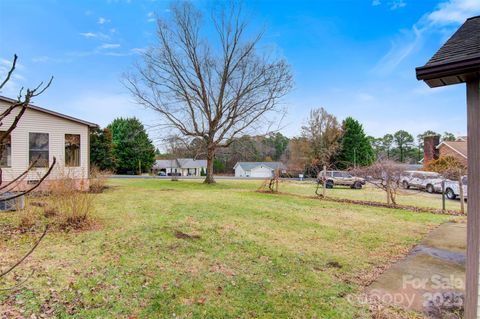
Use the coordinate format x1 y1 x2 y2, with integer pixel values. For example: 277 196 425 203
90 127 116 171
393 130 414 163
200 167 206 176
108 117 156 174
426 156 467 213
336 117 374 169
354 160 406 205
300 107 342 174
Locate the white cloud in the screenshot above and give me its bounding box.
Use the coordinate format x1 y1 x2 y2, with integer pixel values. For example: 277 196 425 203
79 32 110 40
427 0 480 25
147 11 156 22
390 0 406 10
372 0 381 6
98 17 110 24
374 0 480 75
99 43 121 49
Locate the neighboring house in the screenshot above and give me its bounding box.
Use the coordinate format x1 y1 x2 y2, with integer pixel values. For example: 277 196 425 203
234 162 286 178
423 135 468 168
437 140 468 166
153 158 207 176
0 96 97 191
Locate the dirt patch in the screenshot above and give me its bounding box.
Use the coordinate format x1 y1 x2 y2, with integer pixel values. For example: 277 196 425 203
174 230 201 240
326 261 342 269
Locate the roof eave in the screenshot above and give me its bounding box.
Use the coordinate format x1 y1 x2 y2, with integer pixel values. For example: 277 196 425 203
416 57 480 87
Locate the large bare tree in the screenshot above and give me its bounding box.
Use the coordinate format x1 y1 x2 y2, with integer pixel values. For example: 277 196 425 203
125 1 293 183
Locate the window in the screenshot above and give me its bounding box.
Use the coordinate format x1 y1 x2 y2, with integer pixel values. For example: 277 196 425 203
29 133 49 167
0 132 11 167
65 134 80 167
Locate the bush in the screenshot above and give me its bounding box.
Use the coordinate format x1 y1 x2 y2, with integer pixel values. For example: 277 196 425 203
47 170 95 231
89 166 111 193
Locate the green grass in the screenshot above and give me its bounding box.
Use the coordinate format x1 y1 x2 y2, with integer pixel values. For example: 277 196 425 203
280 180 465 211
0 179 459 318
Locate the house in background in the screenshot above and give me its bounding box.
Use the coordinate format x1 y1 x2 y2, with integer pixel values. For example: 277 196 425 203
423 135 468 168
234 162 286 178
0 96 97 190
153 158 207 176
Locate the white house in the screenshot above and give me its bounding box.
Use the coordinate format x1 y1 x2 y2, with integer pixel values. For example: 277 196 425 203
0 96 97 191
234 162 286 178
153 158 207 176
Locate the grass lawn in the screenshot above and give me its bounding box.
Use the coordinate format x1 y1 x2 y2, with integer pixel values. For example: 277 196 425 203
0 179 460 318
280 180 465 212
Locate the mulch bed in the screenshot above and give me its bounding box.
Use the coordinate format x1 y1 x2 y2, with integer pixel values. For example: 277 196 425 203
257 190 464 216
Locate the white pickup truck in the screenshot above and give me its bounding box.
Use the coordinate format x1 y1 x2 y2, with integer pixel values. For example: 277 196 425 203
444 176 468 200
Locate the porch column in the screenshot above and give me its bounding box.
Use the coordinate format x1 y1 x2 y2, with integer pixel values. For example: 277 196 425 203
466 78 480 319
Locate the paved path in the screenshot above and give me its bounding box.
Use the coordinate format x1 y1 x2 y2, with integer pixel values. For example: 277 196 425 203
367 222 466 316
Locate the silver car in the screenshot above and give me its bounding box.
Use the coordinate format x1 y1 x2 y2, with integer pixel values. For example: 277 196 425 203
445 176 468 200
401 171 444 193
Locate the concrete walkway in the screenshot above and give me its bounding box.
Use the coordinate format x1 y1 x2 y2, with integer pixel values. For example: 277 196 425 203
367 222 466 316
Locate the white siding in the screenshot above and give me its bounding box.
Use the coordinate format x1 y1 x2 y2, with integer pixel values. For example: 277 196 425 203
250 166 274 178
235 165 246 177
0 101 90 184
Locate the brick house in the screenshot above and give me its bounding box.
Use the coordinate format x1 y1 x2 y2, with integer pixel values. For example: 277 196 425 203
423 135 468 168
437 140 467 166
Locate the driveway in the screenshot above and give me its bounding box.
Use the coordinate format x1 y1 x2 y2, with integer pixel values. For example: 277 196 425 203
367 222 466 316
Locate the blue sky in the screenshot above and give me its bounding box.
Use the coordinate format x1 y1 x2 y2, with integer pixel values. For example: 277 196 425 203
1 0 479 147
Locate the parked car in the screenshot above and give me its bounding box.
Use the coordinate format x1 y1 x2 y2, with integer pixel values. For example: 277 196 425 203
400 171 443 193
445 176 468 200
317 170 365 189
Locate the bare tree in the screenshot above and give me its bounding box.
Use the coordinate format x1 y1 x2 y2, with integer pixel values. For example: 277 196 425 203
300 107 342 175
353 160 406 205
125 1 293 183
0 55 55 284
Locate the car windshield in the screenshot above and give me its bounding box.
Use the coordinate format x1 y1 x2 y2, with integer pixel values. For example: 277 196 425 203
462 176 468 185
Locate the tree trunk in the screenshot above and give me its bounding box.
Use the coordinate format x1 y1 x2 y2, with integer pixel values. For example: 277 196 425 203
204 146 216 184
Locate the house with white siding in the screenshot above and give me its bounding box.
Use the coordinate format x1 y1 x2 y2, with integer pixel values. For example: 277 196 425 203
152 158 207 176
0 96 97 190
234 162 286 178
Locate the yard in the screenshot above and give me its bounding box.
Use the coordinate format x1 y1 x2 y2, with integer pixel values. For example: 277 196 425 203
0 179 461 318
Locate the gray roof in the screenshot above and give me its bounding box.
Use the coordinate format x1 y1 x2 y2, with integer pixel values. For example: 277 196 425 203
153 158 206 170
0 95 98 128
416 16 480 87
235 162 285 171
176 158 207 169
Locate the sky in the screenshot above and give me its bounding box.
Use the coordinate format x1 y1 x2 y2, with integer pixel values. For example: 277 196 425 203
1 0 480 148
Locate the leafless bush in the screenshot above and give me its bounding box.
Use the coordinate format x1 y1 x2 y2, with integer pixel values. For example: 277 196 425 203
353 160 407 205
89 166 111 193
47 170 95 230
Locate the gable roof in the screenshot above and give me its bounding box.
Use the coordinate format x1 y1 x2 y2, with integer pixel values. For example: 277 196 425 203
234 162 285 171
176 158 207 168
437 140 468 158
153 158 207 169
0 95 98 128
416 16 480 87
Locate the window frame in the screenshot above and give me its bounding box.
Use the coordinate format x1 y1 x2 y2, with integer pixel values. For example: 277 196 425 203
64 134 81 167
29 132 49 168
0 131 11 168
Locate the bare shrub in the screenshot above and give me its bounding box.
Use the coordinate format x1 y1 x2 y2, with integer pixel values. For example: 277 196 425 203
89 166 111 193
18 208 39 231
353 160 407 206
48 169 95 230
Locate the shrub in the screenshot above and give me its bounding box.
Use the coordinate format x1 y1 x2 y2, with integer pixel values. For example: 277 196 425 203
47 169 95 230
89 166 111 193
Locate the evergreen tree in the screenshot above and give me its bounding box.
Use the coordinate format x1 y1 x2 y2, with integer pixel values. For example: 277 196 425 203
336 117 374 169
90 127 116 171
108 117 156 174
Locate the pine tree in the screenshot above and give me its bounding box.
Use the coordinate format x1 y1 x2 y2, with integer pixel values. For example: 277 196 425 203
336 117 374 169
